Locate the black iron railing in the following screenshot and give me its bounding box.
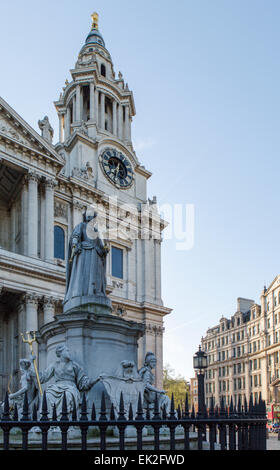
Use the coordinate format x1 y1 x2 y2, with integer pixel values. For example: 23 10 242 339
0 391 267 451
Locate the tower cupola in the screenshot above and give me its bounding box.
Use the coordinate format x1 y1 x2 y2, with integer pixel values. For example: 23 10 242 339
84 12 106 48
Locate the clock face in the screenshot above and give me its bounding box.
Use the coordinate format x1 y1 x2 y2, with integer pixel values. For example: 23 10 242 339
100 148 134 189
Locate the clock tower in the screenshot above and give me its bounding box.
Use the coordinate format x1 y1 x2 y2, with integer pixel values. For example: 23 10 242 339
54 13 172 387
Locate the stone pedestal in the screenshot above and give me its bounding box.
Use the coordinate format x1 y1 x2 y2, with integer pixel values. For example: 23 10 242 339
38 310 144 414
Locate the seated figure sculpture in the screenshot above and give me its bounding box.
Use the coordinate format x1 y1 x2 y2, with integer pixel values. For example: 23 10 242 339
36 344 100 418
100 360 145 417
138 352 171 416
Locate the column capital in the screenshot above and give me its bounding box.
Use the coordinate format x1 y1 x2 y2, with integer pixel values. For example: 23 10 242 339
44 177 57 190
23 292 40 306
73 199 86 211
42 295 56 308
25 171 41 183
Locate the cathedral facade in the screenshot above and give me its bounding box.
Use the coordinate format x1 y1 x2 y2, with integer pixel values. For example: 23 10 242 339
0 14 171 399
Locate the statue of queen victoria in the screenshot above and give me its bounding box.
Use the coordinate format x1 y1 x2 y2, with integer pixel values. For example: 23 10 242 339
63 208 111 313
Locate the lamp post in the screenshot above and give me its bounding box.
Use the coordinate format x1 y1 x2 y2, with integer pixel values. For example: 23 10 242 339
193 345 207 440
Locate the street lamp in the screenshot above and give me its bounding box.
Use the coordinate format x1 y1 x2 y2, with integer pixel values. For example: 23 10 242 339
193 345 207 374
193 345 207 440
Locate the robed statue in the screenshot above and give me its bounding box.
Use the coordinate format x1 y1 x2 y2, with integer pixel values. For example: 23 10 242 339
63 209 111 313
38 344 99 418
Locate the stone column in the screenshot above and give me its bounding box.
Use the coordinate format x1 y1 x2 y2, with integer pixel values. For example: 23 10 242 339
72 201 83 232
58 113 64 142
113 100 117 136
24 293 39 356
124 105 130 141
214 367 219 406
94 89 99 125
155 325 164 389
100 92 105 130
10 202 16 252
76 85 81 122
155 239 162 304
44 178 56 262
65 106 71 139
228 364 234 399
27 172 39 258
43 296 55 325
21 178 28 255
89 82 95 120
244 359 251 402
118 103 123 140
39 183 45 260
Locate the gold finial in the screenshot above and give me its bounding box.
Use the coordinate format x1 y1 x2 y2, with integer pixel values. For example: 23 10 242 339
91 12 99 30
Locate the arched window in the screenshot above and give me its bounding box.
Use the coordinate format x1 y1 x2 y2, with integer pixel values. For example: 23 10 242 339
101 64 106 77
54 225 65 260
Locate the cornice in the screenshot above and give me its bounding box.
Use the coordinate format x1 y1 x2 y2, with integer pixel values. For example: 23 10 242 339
0 96 64 167
0 249 65 285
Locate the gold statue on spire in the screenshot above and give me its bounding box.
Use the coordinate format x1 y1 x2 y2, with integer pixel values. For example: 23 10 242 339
91 12 99 30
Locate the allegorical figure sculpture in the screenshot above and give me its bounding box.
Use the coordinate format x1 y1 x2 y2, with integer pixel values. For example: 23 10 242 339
139 352 171 415
38 116 54 144
64 209 110 312
8 359 39 416
100 360 145 417
37 344 99 418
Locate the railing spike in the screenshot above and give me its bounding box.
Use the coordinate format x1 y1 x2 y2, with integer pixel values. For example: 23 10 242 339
52 403 57 421
183 394 189 418
229 396 234 416
146 406 151 421
40 391 49 421
162 403 167 420
21 391 29 421
80 393 88 421
99 391 107 421
153 392 160 420
2 392 10 420
60 391 68 421
32 403 37 421
244 396 248 414
209 396 214 417
237 395 242 415
13 403 18 421
110 403 116 421
118 392 126 421
72 400 77 421
191 404 195 419
184 393 189 417
169 393 176 419
128 403 133 421
177 404 182 420
91 401 96 421
136 392 144 421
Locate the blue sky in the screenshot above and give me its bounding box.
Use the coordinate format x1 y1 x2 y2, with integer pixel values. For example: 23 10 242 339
1 0 280 380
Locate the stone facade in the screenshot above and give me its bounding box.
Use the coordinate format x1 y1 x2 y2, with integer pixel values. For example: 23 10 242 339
201 277 280 409
0 14 171 399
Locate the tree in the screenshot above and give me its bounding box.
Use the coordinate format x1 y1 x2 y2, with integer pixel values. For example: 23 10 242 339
163 364 191 411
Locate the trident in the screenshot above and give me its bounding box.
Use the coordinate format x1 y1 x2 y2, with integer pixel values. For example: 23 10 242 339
21 331 43 396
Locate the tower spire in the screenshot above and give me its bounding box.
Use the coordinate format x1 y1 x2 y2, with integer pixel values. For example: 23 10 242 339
91 12 99 30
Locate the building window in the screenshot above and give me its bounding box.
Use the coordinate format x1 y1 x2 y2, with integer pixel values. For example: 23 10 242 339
112 246 123 279
101 64 106 77
54 225 65 260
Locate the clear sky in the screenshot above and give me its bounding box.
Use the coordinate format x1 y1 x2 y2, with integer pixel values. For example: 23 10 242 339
1 0 280 380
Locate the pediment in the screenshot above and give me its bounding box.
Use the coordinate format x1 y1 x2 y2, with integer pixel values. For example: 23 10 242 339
267 275 280 293
0 96 64 166
0 115 33 148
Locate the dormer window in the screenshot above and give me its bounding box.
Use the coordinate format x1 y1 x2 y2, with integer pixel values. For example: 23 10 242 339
101 64 106 77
